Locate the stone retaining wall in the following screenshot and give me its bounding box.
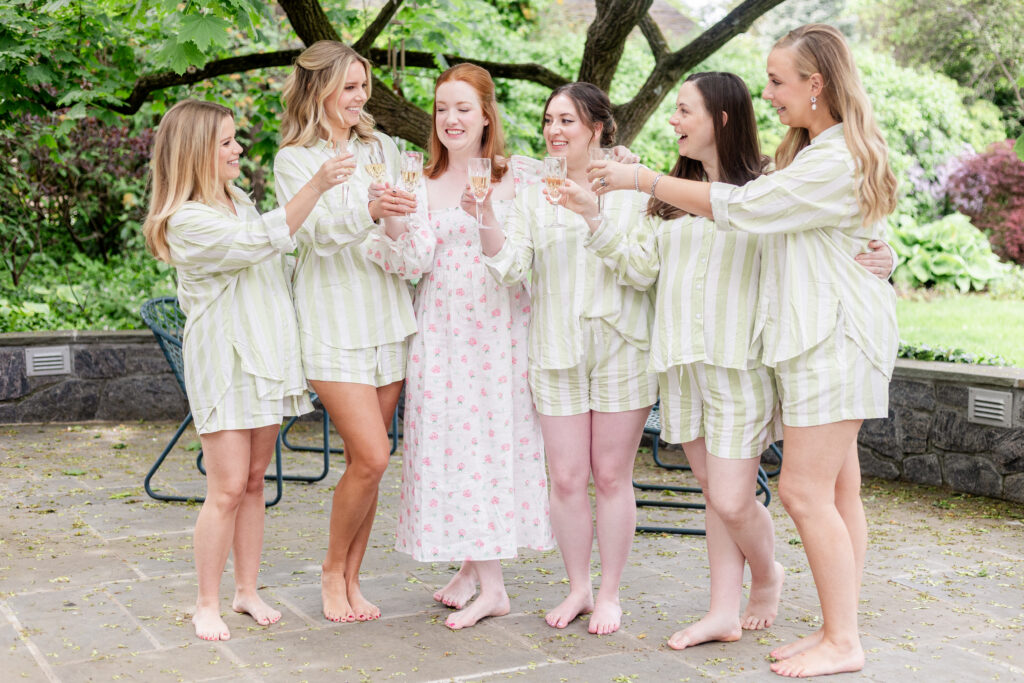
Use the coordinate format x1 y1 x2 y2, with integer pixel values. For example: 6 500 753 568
0 330 188 423
3 332 1023 503
859 360 1024 504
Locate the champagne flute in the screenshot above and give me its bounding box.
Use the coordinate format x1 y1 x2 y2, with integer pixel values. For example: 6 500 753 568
589 146 614 214
399 150 423 225
365 138 388 186
330 135 351 211
468 157 491 225
544 156 568 228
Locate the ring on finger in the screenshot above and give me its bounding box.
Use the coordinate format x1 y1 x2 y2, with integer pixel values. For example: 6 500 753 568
599 176 607 187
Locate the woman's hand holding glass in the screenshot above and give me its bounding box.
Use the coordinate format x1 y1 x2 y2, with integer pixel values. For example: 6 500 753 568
586 158 636 195
310 154 355 195
546 178 600 226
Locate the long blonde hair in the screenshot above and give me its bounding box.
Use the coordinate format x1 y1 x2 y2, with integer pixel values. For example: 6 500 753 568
143 99 233 262
280 41 376 148
772 24 897 225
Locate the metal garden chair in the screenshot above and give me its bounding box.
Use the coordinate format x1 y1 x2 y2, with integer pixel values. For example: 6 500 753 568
140 297 399 505
634 401 780 536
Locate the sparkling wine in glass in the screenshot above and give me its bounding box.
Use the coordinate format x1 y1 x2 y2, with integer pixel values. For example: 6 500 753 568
589 146 614 214
399 151 423 224
365 139 388 186
544 156 567 228
468 157 491 225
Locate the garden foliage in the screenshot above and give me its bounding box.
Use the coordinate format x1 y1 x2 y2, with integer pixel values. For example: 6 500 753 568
945 140 1024 266
889 213 1010 293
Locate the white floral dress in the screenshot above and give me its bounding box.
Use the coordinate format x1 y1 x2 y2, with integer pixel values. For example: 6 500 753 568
378 157 555 561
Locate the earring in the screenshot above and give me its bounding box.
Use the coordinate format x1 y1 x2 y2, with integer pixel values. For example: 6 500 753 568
811 95 817 111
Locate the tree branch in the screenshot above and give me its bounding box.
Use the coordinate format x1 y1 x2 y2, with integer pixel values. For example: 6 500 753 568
614 0 788 145
579 0 654 89
277 0 339 43
366 49 569 90
107 50 303 115
353 0 405 54
639 13 669 60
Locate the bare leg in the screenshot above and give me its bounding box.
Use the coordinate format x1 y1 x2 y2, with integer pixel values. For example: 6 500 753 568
771 438 863 660
230 424 283 626
538 412 596 629
345 380 403 621
770 421 866 678
668 439 743 649
312 380 394 623
434 561 478 609
445 560 510 629
192 429 254 641
588 407 650 635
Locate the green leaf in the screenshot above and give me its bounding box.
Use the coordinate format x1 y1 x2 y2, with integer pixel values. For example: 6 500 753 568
1015 134 1024 162
178 13 231 51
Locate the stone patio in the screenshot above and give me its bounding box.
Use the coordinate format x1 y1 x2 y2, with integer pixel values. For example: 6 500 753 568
1 421 1022 682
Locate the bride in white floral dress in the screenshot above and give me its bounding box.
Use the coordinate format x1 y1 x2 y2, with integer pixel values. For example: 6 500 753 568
365 64 554 630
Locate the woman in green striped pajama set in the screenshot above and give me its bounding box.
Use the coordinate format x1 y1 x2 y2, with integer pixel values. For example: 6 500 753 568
581 71 892 654
143 99 352 642
591 24 899 678
273 42 428 624
481 83 656 635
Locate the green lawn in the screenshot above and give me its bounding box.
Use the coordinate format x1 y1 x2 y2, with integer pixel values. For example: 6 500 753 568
896 294 1024 367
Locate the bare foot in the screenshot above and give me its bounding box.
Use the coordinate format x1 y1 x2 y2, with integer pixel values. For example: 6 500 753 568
667 611 742 650
771 628 822 660
347 583 381 621
232 592 281 626
445 590 511 630
742 561 785 630
192 605 230 641
433 566 478 609
769 638 864 677
321 569 356 623
587 598 623 635
545 589 594 629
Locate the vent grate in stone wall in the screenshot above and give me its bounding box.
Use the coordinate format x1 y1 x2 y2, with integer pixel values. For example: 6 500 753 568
25 346 72 377
967 387 1012 428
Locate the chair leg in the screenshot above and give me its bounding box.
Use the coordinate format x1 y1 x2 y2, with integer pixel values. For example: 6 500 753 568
144 413 204 504
269 411 333 483
147 413 283 507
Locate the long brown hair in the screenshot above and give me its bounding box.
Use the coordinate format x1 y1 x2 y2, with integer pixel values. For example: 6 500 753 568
280 41 376 148
542 82 617 147
648 72 769 220
771 24 897 224
143 99 233 262
425 63 508 182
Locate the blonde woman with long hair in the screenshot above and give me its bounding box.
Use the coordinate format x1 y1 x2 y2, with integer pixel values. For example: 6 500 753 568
274 41 428 624
143 99 350 641
590 24 899 677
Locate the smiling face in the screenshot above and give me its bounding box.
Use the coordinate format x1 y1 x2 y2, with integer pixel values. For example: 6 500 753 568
215 115 243 183
434 79 489 155
326 61 369 134
762 47 816 129
543 93 599 168
669 80 717 167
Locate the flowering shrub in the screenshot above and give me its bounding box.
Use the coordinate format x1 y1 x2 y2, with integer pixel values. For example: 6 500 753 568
945 140 1024 265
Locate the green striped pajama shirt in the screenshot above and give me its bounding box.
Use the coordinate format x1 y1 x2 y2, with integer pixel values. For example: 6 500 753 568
274 133 422 383
709 123 898 425
587 211 778 458
166 187 313 434
486 186 657 414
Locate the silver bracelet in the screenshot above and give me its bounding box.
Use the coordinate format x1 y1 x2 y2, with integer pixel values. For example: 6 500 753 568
650 173 664 197
633 164 642 192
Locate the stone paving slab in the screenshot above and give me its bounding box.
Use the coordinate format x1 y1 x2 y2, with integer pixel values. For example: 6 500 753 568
2 421 1023 682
